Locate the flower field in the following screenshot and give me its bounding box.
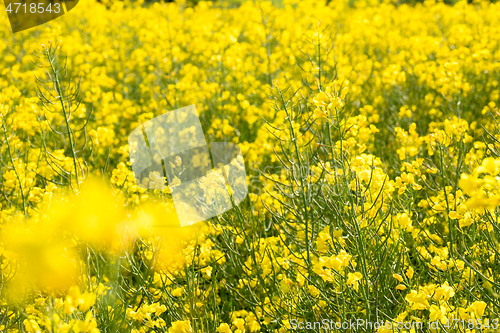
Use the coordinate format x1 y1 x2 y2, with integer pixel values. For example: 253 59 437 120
1 0 500 331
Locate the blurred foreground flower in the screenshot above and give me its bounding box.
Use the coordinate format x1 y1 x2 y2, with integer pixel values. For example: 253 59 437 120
49 177 132 253
1 223 79 301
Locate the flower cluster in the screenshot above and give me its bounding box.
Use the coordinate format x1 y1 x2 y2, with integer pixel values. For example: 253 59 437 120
1 0 500 331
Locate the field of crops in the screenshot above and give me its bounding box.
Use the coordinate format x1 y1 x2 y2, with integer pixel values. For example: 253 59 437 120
1 0 500 331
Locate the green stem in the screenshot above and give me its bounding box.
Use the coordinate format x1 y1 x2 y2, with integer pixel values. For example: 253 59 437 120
46 47 80 190
2 120 28 217
279 91 311 269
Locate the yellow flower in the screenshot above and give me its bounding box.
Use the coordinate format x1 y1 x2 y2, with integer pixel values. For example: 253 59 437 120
429 304 447 324
313 108 328 119
392 273 404 282
458 174 480 195
433 282 455 302
346 272 363 291
476 158 500 175
23 319 42 333
458 307 471 320
168 320 192 333
405 290 429 310
405 267 414 279
313 92 330 106
217 323 233 333
2 223 79 299
395 212 412 230
66 286 96 313
50 177 130 252
468 301 487 318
